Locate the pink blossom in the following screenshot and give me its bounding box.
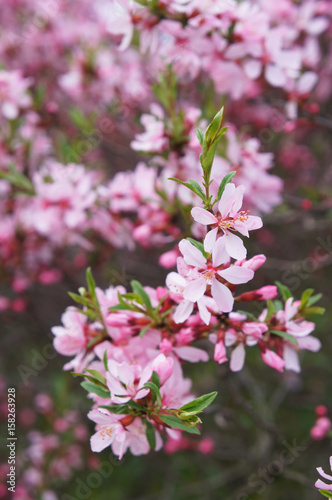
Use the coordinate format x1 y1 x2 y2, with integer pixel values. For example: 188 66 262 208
88 409 127 457
192 183 262 260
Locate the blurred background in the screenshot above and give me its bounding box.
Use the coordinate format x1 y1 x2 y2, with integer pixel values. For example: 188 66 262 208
1 1 332 499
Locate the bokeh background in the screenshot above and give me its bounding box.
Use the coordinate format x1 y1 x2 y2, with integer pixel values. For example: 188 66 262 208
1 1 332 499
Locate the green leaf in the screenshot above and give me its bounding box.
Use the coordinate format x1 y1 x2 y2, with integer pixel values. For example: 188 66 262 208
266 300 275 319
205 107 224 147
275 281 292 301
196 128 204 146
103 350 108 372
81 381 110 399
127 400 144 411
144 419 156 450
187 179 205 201
139 324 152 338
68 292 93 308
304 306 325 316
215 171 236 202
179 392 217 415
269 330 298 345
158 414 200 434
72 372 107 386
300 288 314 309
186 237 208 258
319 490 332 499
151 371 160 389
307 293 323 307
131 280 153 311
144 382 162 406
86 267 97 302
85 369 106 385
168 177 205 201
98 405 131 414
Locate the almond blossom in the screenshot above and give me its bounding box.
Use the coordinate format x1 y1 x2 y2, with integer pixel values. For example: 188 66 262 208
167 237 254 324
191 183 262 260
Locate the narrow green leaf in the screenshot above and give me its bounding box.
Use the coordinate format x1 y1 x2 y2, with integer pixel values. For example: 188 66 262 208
151 371 160 389
103 350 108 372
139 324 152 338
68 292 93 308
269 330 298 345
266 300 275 319
307 293 323 307
86 267 97 301
168 177 205 200
81 381 110 399
144 419 156 450
215 171 236 202
300 288 314 309
275 281 292 301
158 414 200 434
187 179 205 201
131 280 153 311
98 405 131 414
180 392 217 414
304 306 325 316
85 369 106 385
319 490 332 499
127 400 144 411
196 128 204 146
144 381 162 405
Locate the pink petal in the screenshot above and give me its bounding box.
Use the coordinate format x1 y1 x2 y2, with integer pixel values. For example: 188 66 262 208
218 266 254 285
265 64 287 87
173 300 194 323
283 345 301 373
174 346 209 362
204 228 218 253
315 479 332 491
211 279 234 312
197 298 211 325
217 183 236 218
90 429 114 452
317 467 332 482
183 277 207 302
297 336 321 352
212 236 229 267
230 344 245 372
179 239 206 268
246 215 263 231
224 232 247 260
191 207 217 225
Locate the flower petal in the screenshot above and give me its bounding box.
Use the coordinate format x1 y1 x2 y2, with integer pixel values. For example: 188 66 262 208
204 228 218 253
173 300 194 323
179 239 206 268
211 279 234 312
230 344 245 372
183 277 207 302
224 231 247 260
212 236 229 267
191 207 218 225
218 266 254 285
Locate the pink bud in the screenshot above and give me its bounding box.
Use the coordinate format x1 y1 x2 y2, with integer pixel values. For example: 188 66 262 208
316 417 331 434
198 437 214 454
133 224 151 246
159 250 178 269
38 269 62 285
10 298 26 312
214 340 228 365
151 353 174 385
261 349 285 372
0 297 10 311
315 405 328 417
244 254 266 271
255 285 278 300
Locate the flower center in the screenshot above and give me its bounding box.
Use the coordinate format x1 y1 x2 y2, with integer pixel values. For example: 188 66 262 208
98 426 113 440
204 268 216 285
217 210 249 231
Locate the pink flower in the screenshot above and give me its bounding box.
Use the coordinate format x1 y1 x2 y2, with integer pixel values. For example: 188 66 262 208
106 360 151 404
178 238 254 313
88 409 126 457
315 456 332 491
191 183 262 260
